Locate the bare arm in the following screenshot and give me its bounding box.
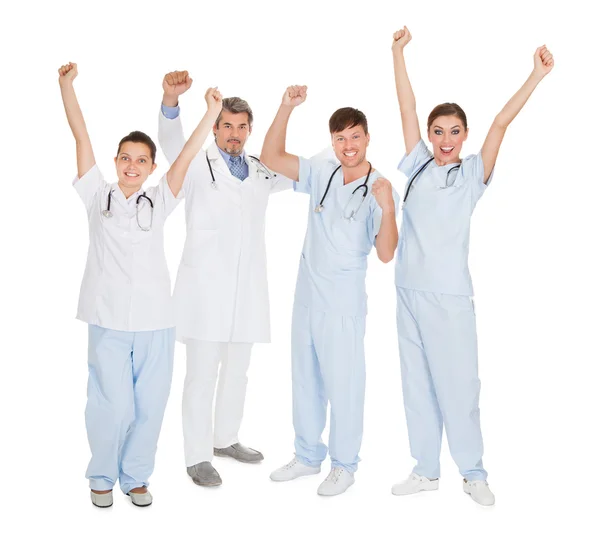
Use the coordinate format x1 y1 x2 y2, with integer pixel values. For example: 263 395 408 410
260 85 308 181
166 88 222 197
372 178 398 263
481 45 554 183
58 63 95 178
392 27 421 154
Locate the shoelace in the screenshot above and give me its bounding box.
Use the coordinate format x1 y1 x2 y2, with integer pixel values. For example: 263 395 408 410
326 468 344 484
282 459 299 470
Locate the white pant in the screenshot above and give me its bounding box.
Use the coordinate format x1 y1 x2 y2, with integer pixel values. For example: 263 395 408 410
182 340 253 467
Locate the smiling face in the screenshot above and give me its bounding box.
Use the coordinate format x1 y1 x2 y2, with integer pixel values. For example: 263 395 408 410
331 125 370 168
213 110 252 156
114 141 157 192
329 107 370 169
427 115 468 165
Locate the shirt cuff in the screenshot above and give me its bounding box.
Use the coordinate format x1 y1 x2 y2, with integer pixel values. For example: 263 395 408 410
161 104 180 120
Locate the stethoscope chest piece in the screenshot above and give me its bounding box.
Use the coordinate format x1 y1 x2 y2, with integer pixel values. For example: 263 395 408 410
314 204 324 213
102 209 113 218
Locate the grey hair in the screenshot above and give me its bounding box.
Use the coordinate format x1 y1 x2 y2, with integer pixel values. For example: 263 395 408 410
215 97 254 128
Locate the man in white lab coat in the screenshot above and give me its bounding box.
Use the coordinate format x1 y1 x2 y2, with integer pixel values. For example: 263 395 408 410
158 71 292 486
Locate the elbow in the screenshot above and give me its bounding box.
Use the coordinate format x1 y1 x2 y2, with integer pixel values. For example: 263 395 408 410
377 250 395 264
493 115 510 131
260 149 275 167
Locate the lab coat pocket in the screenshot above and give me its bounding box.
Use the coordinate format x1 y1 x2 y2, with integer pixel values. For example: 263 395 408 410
182 229 218 268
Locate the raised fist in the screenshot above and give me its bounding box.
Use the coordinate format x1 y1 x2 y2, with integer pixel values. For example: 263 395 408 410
58 62 78 86
533 45 554 78
282 85 307 107
392 26 412 52
205 87 223 114
371 177 395 213
162 70 193 104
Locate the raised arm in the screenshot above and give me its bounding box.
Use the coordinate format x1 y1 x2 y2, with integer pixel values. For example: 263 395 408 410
371 178 398 263
58 63 95 178
159 70 193 164
260 85 308 181
392 27 421 154
480 45 554 183
166 88 222 197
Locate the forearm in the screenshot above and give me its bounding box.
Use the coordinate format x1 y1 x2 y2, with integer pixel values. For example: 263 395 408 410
392 48 420 153
494 70 544 129
167 109 219 196
60 82 95 176
375 211 398 263
162 91 179 108
261 104 294 163
393 50 416 113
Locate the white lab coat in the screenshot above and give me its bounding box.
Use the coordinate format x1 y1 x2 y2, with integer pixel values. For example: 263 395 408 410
73 165 181 332
158 111 292 343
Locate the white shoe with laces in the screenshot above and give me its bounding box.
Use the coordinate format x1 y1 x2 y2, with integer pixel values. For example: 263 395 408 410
391 472 439 496
317 467 355 496
463 479 495 506
270 458 321 482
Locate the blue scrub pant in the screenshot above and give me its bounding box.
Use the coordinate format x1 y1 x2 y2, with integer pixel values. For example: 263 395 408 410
85 325 175 493
291 303 366 473
396 288 487 481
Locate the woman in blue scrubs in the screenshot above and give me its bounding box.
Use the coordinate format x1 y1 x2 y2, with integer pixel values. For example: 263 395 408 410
389 28 554 506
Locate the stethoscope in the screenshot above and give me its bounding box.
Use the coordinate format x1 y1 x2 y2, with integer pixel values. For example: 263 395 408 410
205 154 276 189
402 157 460 208
102 189 154 232
315 162 372 221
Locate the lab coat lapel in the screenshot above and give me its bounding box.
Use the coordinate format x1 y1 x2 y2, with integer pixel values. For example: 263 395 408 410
206 142 242 205
207 142 236 182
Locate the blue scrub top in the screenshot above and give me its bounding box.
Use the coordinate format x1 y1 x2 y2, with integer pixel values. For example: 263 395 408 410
294 154 399 316
395 139 493 296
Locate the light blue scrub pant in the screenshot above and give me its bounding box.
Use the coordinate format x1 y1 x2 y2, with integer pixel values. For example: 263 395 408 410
85 325 175 494
291 303 366 473
396 288 487 481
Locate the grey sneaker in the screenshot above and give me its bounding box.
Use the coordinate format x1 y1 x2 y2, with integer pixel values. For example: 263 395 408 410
127 489 153 507
187 462 222 487
214 443 264 463
90 490 113 508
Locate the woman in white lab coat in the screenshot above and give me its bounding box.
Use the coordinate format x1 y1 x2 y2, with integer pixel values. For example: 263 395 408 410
58 62 222 508
389 29 553 506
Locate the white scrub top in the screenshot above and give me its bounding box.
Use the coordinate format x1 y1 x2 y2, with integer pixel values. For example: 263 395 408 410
294 154 399 316
395 139 493 296
73 165 182 332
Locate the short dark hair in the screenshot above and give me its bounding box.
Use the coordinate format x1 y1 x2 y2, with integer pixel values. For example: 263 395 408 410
117 131 157 163
427 103 468 132
215 97 254 128
329 107 368 135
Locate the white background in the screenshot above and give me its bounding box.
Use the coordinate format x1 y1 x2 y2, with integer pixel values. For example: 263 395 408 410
0 0 598 536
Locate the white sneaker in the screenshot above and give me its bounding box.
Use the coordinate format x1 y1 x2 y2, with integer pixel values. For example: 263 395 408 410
317 467 355 496
391 473 439 496
463 479 495 506
270 458 321 482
